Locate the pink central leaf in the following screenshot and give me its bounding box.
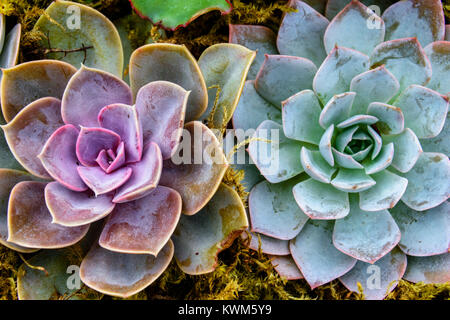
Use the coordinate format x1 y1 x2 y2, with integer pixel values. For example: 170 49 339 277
77 166 133 196
76 127 121 167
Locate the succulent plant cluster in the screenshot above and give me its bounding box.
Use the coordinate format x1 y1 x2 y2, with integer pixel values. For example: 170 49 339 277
0 1 255 299
231 0 449 299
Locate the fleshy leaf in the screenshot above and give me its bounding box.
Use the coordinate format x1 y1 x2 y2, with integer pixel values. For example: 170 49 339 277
277 0 329 67
323 1 384 56
2 97 64 179
232 80 281 133
100 186 181 255
420 112 449 156
370 38 432 94
335 126 358 152
249 179 308 240
78 166 132 196
337 115 378 129
0 23 20 71
80 240 173 298
45 182 115 227
301 147 338 182
98 104 143 163
319 92 355 129
332 148 364 170
383 128 422 173
129 44 207 121
313 46 369 104
282 89 324 144
39 125 87 192
290 220 357 289
382 0 445 48
172 184 248 275
349 66 400 116
331 168 376 193
33 1 123 77
76 127 121 167
391 201 449 257
394 85 448 139
62 66 132 128
367 125 382 160
363 143 394 175
339 248 407 300
243 232 290 256
293 178 349 219
248 120 304 184
400 152 449 211
229 24 278 79
159 121 228 215
325 0 397 20
8 181 89 249
198 43 256 127
270 255 304 280
403 254 450 284
130 0 232 30
1 60 76 122
359 170 408 211
134 81 189 160
424 41 450 95
255 55 317 108
333 195 401 263
367 102 404 135
113 142 162 203
319 125 335 166
0 169 37 253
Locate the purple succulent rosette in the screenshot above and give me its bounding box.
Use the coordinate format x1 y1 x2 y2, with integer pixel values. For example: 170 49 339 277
230 0 450 299
0 36 255 297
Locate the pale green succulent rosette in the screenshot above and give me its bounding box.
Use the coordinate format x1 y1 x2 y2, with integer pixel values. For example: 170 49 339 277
0 1 255 299
231 0 449 299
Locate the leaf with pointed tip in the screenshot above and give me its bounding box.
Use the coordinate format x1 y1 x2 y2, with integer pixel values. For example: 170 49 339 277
8 181 89 249
324 1 384 56
255 55 316 108
301 147 338 182
282 89 323 144
363 143 394 175
424 41 450 95
359 170 407 211
270 255 304 280
400 152 449 211
134 81 189 160
420 113 449 156
332 148 364 170
159 121 228 215
367 125 382 159
78 166 132 196
248 120 304 184
337 115 378 129
0 169 38 253
80 240 173 298
17 248 86 300
62 66 132 128
403 254 450 284
335 126 358 152
39 125 87 192
319 125 335 166
293 178 349 220
382 0 445 48
130 0 231 30
367 102 404 135
243 231 290 256
383 128 422 173
113 142 162 203
76 127 121 167
232 80 281 133
290 220 356 289
370 38 432 94
130 44 207 121
314 46 369 104
277 0 329 67
33 1 123 77
339 248 407 300
100 186 181 255
45 182 115 227
333 195 400 263
394 85 448 139
391 201 449 257
319 92 355 129
98 104 143 163
331 168 376 193
172 184 248 275
349 66 400 116
325 0 397 20
198 44 256 127
249 179 308 240
1 60 76 122
229 24 278 80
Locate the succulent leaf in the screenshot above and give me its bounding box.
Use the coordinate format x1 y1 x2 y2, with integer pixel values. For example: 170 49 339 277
420 112 449 156
319 124 335 166
243 231 290 256
301 147 338 181
363 142 394 175
78 166 132 197
0 23 20 78
331 168 376 193
382 128 422 173
403 254 450 284
269 255 304 280
319 92 355 129
367 102 404 135
424 41 450 95
75 127 121 167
